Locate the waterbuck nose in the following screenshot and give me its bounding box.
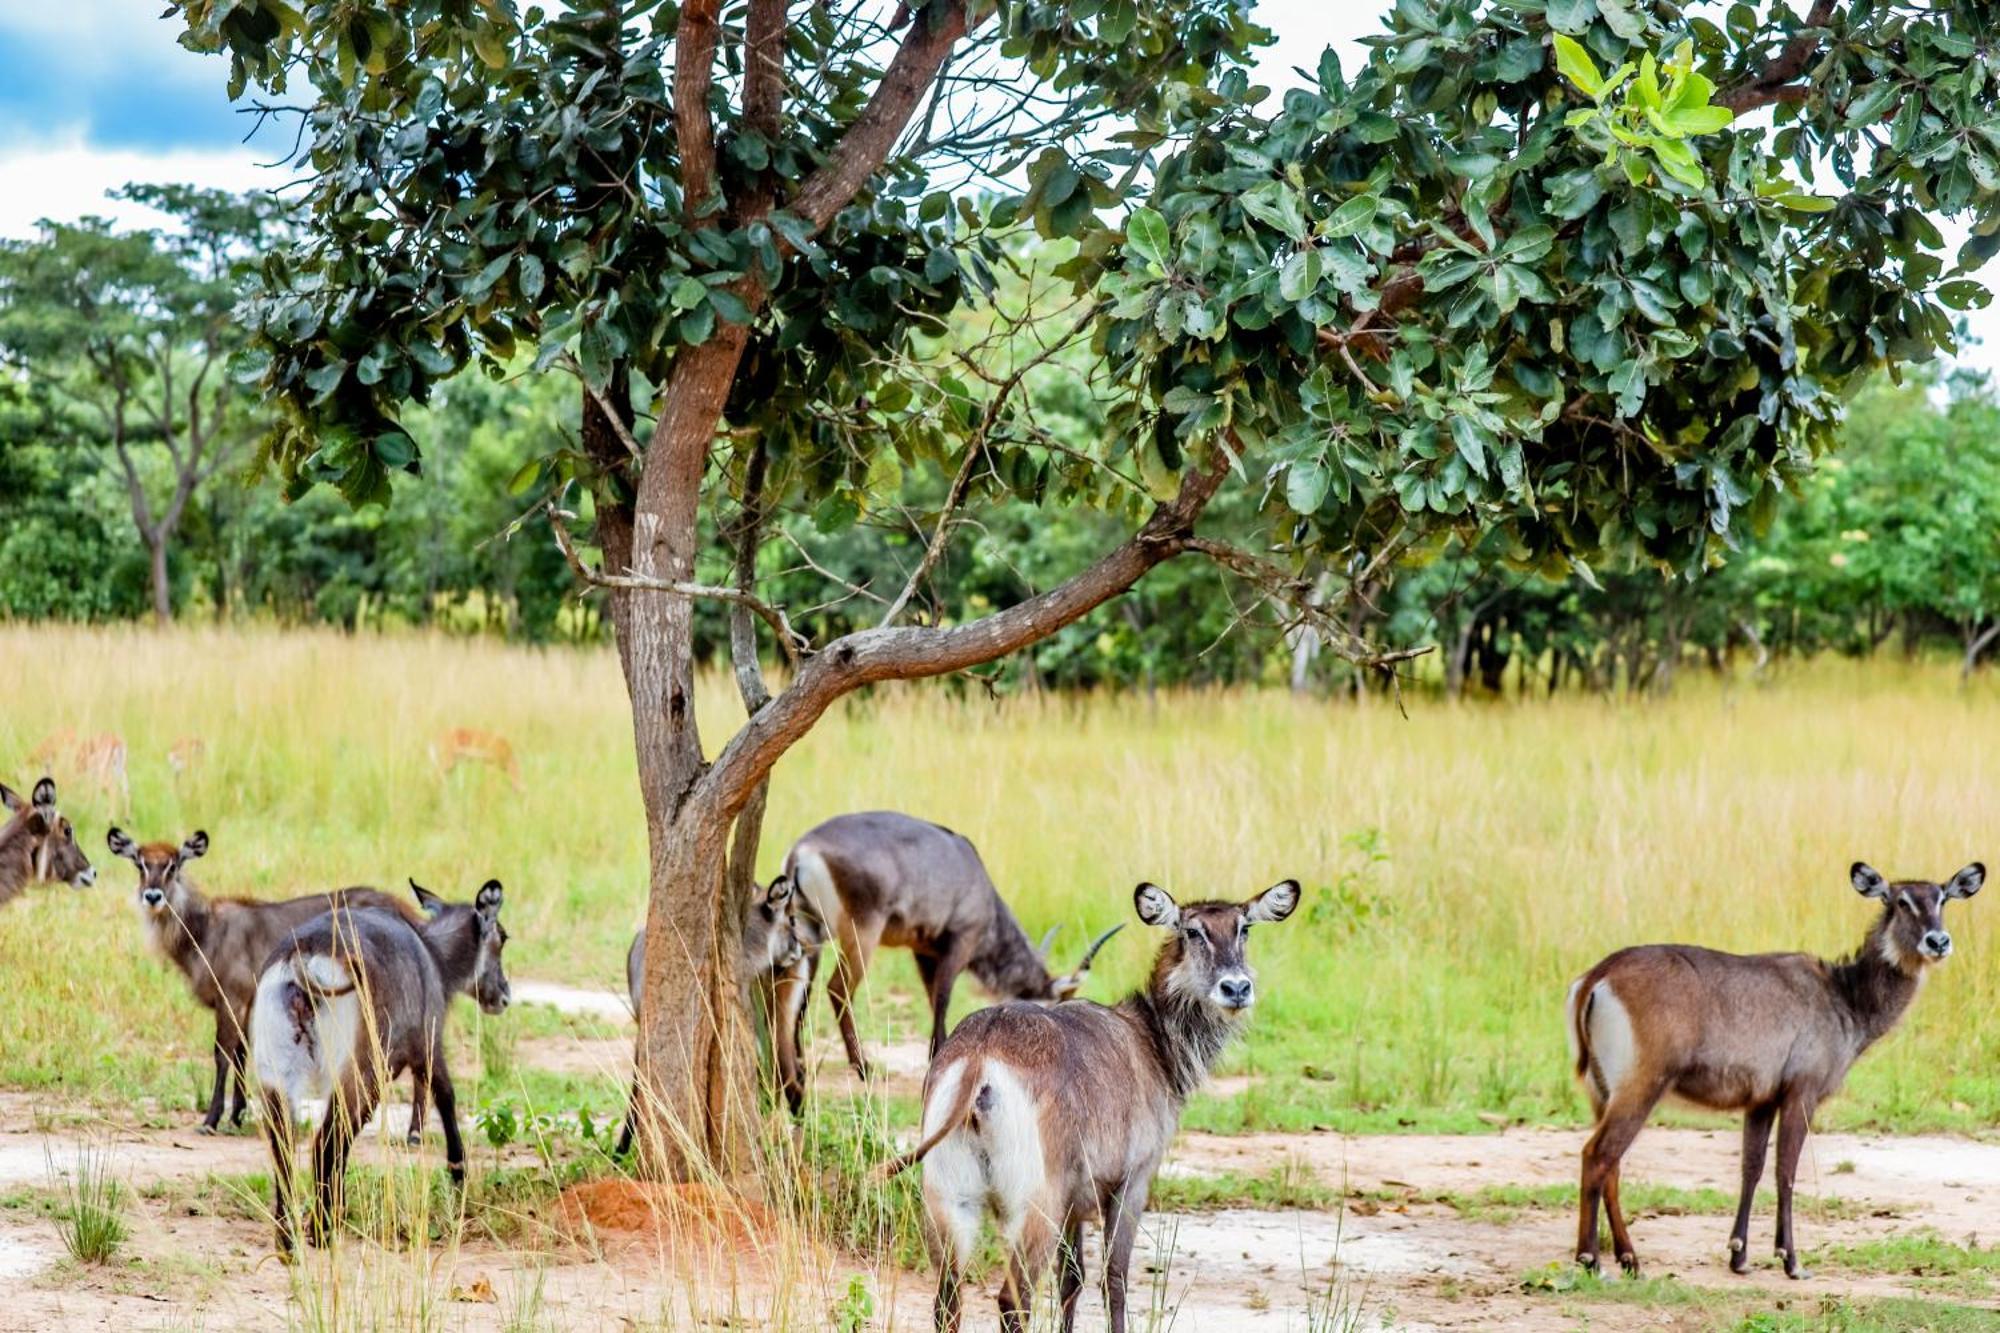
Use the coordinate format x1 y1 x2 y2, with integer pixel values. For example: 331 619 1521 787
142 888 164 907
74 868 95 888
1218 976 1254 1007
1924 930 1953 957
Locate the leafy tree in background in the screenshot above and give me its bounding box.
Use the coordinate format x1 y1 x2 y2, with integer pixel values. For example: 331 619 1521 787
173 0 2000 1176
0 187 286 622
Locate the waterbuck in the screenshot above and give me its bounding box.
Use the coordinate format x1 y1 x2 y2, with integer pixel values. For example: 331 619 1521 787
1567 860 1984 1280
252 880 511 1254
615 873 825 1154
107 827 412 1132
889 877 1300 1333
784 811 1122 1086
0 779 95 907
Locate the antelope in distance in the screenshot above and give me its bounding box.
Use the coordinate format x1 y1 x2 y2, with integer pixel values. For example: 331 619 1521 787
0 778 95 907
1567 860 1985 1280
27 731 129 813
107 827 413 1133
252 879 511 1254
616 873 826 1155
888 878 1301 1333
430 727 523 792
782 811 1123 1089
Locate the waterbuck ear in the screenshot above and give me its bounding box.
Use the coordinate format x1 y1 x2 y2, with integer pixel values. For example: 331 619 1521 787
1947 862 1987 900
1134 882 1180 929
1852 862 1890 900
0 784 23 814
106 828 140 863
179 831 209 863
31 778 56 812
408 879 447 915
1246 879 1302 924
763 874 793 908
475 879 505 920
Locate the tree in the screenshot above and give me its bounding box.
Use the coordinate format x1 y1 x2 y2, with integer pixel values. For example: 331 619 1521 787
173 0 2000 1178
0 188 287 622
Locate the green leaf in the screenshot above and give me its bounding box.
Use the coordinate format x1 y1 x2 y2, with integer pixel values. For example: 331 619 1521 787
517 253 545 301
1279 249 1323 302
1322 194 1378 239
1127 206 1171 268
1552 34 1604 100
1286 459 1330 514
1546 0 1599 37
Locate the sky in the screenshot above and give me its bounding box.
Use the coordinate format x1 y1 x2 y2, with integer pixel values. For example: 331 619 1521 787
1 0 1994 373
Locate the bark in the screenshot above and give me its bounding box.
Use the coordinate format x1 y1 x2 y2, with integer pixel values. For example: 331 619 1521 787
147 535 172 625
1962 621 2000 682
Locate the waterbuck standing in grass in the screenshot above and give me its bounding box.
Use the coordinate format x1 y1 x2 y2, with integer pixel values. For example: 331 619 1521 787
1567 860 1984 1280
252 880 511 1255
783 811 1122 1090
616 871 825 1155
0 779 94 907
888 877 1300 1333
108 827 412 1132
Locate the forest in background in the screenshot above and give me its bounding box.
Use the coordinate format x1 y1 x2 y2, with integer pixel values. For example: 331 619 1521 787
5 190 1998 697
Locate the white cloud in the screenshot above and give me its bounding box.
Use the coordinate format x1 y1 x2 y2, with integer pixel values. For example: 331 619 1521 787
0 129 289 239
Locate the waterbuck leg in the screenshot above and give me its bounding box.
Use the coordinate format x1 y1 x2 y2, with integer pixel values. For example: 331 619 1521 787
1774 1097 1813 1279
221 1005 251 1129
920 934 976 1062
310 1063 381 1248
406 1063 431 1147
780 947 820 1113
614 1076 639 1157
1602 1165 1638 1275
933 1250 965 1333
998 1214 1057 1333
432 1058 466 1189
1102 1184 1144 1333
1055 1216 1086 1333
261 1087 299 1257
827 914 883 1081
199 1020 231 1134
1576 1079 1665 1274
1730 1102 1778 1273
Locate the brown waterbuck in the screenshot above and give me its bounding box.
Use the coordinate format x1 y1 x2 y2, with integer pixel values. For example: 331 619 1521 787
252 880 511 1254
107 827 413 1132
0 779 95 907
1567 860 1984 1280
888 877 1300 1333
615 873 825 1155
783 811 1122 1089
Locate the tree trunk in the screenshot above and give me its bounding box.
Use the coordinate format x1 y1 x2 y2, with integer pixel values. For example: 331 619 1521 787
1962 620 2000 681
147 532 172 624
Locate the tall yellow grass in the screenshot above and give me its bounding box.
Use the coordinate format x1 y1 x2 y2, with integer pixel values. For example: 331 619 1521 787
2 621 1997 1132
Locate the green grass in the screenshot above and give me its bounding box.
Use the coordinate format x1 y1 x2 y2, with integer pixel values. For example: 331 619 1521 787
1520 1264 2000 1330
1416 1180 1867 1225
10 627 2000 1136
49 1142 127 1264
1817 1232 2000 1296
1151 1160 1341 1212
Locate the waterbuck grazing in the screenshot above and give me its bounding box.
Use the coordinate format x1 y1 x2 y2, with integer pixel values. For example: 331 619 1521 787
0 779 94 907
252 880 511 1254
889 877 1300 1333
1567 860 1985 1280
615 873 825 1155
107 827 412 1132
784 811 1122 1087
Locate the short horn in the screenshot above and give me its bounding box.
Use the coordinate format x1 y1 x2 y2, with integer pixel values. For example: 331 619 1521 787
1037 924 1060 959
1073 923 1125 973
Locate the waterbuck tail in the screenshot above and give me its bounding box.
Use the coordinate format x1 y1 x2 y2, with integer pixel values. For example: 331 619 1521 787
881 1058 983 1179
1565 975 1593 1082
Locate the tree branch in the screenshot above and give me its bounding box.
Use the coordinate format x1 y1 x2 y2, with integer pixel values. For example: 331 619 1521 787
1180 536 1431 670
742 0 786 146
564 354 645 459
1716 0 1838 113
788 3 970 235
546 496 804 666
698 446 1232 822
728 443 775 713
676 0 723 222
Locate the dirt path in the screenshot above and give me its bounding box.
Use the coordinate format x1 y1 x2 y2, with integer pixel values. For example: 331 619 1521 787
2 985 1996 1330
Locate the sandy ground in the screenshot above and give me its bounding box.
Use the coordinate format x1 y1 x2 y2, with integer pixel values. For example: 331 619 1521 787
1 983 1997 1331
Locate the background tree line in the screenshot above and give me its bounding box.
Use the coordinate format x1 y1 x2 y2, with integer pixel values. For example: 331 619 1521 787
4 193 1996 695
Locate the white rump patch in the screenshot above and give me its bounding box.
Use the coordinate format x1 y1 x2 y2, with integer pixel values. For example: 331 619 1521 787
251 961 359 1113
919 1059 1050 1266
789 845 842 934
1583 980 1637 1103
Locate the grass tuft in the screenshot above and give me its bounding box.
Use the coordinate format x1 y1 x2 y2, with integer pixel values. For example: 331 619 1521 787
48 1142 127 1265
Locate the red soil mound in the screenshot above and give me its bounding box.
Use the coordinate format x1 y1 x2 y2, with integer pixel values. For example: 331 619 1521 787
555 1179 778 1253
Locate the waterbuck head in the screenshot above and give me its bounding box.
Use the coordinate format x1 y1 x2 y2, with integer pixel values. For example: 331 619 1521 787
1 779 94 888
1134 878 1302 1011
409 877 513 1014
1853 861 1985 968
745 874 810 974
108 826 206 916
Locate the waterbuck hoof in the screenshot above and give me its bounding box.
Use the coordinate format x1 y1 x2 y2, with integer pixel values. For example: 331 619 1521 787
855 1061 881 1084
1576 1252 1599 1273
1779 1249 1809 1280
1618 1252 1638 1277
196 1123 218 1137
1729 1237 1750 1274
405 1130 423 1147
